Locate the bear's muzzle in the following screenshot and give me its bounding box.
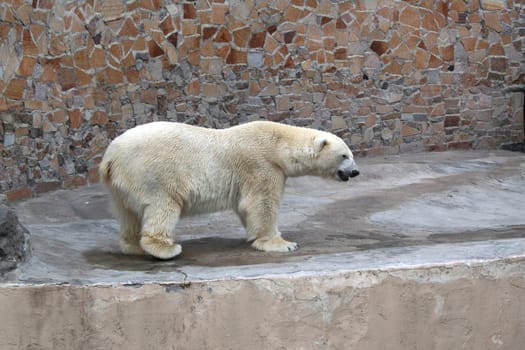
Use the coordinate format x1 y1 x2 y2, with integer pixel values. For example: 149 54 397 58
337 169 359 181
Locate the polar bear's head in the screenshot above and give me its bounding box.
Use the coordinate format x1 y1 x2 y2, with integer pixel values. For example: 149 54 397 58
313 134 359 182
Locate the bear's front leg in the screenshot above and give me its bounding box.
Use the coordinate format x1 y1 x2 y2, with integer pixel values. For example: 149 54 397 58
237 194 298 252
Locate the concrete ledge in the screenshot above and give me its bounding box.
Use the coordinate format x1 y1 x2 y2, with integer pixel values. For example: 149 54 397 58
1 246 524 350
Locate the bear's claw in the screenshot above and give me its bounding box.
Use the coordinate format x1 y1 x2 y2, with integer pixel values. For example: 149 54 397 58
252 236 298 252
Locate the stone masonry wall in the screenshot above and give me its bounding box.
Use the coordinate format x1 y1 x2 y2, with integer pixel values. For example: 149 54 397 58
0 0 524 201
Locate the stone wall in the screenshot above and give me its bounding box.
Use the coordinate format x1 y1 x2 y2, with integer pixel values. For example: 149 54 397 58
0 0 524 201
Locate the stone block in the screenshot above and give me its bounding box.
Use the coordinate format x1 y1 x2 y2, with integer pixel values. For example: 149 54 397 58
226 49 247 64
0 204 31 273
399 5 420 28
480 0 506 10
4 79 26 100
484 12 502 32
401 125 419 137
248 50 264 68
63 175 87 188
445 115 460 127
233 27 250 48
370 40 388 56
5 187 32 203
17 56 37 76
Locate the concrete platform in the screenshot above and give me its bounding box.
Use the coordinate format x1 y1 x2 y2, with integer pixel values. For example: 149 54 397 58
1 150 525 349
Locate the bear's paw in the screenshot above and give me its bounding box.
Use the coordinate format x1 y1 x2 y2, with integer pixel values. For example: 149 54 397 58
252 236 298 252
140 234 182 260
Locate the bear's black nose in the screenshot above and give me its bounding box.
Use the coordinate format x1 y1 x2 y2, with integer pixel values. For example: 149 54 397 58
350 170 360 178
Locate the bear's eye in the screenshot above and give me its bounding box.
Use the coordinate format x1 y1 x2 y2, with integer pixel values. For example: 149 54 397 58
341 154 348 159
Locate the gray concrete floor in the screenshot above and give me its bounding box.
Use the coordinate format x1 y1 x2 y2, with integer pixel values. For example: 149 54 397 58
5 150 525 284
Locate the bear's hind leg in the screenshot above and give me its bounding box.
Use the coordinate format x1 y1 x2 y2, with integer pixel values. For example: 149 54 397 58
139 202 182 260
109 188 145 255
116 205 144 256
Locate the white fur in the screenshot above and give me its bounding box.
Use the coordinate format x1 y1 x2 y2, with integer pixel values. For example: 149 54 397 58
99 121 358 259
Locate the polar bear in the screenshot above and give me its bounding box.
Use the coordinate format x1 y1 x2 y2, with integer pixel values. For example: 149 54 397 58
99 121 359 259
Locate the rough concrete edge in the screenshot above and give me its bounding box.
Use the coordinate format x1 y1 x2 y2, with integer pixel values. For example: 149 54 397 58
2 255 523 290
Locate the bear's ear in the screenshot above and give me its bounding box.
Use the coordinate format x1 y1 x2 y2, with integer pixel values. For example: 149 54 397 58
314 137 329 152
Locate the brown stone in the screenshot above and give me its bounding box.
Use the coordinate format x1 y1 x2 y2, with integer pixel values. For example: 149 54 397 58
428 54 442 68
202 26 217 40
69 109 83 129
183 3 197 19
201 40 215 57
35 181 62 195
91 47 106 68
306 0 318 8
226 49 247 64
336 17 347 29
121 53 136 68
17 56 36 76
401 125 419 137
393 44 410 59
148 40 164 57
215 26 231 43
325 93 339 109
108 44 123 61
63 175 87 188
421 11 439 32
445 115 460 127
264 35 280 53
399 6 420 28
384 60 402 74
74 48 91 70
461 37 476 52
283 31 295 44
21 29 38 56
233 27 251 47
249 32 266 48
484 12 502 32
6 187 32 203
124 68 140 83
284 6 302 22
216 45 230 59
185 80 200 96
167 33 178 47
119 18 139 37
160 17 175 35
440 45 454 61
448 141 472 150
51 109 66 123
5 78 26 99
212 4 227 24
284 56 294 68
90 111 108 125
414 49 428 69
477 39 489 50
488 43 504 56
334 48 347 60
450 0 468 11
105 68 124 84
88 167 100 184
421 85 442 97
